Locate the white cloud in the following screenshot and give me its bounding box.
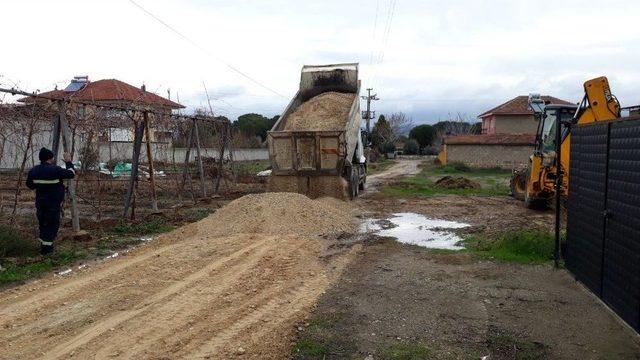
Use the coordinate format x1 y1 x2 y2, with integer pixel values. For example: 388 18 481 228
1 0 639 123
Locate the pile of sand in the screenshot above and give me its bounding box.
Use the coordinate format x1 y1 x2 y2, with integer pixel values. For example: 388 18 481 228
283 92 355 131
199 192 355 236
434 176 481 189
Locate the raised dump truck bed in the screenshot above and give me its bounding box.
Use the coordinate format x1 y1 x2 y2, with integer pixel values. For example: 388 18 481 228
267 63 366 199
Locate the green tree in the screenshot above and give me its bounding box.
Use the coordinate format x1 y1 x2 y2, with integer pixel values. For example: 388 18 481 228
403 139 420 155
409 124 436 148
233 113 278 141
371 115 393 152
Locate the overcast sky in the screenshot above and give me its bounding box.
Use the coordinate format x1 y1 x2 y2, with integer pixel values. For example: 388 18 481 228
1 0 639 124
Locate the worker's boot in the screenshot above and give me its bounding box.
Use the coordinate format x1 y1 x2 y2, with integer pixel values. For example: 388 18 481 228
40 239 54 256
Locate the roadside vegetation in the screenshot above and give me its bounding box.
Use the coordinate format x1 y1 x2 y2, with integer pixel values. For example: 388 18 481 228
383 160 511 197
464 230 558 264
0 207 217 286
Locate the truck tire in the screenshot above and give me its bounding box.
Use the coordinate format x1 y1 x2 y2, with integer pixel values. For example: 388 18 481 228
349 166 358 200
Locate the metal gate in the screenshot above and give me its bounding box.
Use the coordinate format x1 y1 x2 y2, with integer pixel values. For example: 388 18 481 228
566 118 640 332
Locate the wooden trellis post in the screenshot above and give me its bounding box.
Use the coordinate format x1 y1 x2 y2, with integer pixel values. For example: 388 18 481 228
123 114 145 218
143 111 159 212
57 101 80 232
193 119 207 198
180 121 195 195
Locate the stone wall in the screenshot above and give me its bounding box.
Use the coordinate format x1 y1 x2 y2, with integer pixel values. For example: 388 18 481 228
494 114 538 134
446 144 532 169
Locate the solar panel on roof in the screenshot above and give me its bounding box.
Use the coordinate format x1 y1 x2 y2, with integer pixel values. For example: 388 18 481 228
64 82 86 92
63 76 89 92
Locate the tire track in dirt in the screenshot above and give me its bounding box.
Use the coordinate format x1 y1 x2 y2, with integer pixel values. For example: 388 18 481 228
41 236 274 360
0 192 363 360
0 231 356 359
0 224 199 320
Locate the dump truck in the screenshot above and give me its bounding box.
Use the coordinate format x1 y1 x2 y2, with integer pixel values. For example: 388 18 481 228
267 63 366 199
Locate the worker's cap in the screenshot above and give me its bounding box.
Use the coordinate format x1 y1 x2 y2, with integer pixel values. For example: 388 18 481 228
39 147 54 162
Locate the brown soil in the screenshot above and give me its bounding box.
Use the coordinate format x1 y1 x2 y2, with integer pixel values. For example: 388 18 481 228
0 194 359 360
199 192 355 237
301 240 640 359
435 175 481 189
292 159 640 359
283 92 355 131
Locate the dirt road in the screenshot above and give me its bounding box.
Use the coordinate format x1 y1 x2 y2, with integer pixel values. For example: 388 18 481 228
295 159 640 359
0 196 357 359
366 159 421 188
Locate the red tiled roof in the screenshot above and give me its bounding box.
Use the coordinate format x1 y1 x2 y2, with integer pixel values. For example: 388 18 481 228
479 95 573 118
444 134 535 146
20 79 184 109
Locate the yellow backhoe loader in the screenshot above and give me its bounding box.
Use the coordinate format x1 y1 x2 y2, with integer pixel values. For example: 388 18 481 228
510 76 622 208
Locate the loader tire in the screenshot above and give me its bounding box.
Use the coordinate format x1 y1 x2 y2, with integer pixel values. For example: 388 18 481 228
524 189 550 210
510 168 528 201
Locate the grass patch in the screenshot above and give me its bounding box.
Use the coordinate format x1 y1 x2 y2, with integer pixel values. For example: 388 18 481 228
0 247 88 284
382 161 510 197
184 208 215 222
231 160 270 176
381 342 431 360
291 314 351 359
292 339 329 358
368 158 396 174
0 224 39 258
488 334 547 359
383 177 508 197
465 230 556 263
110 217 174 235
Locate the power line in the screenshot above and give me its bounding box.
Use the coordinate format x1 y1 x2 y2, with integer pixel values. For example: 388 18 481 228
128 0 287 99
368 0 380 66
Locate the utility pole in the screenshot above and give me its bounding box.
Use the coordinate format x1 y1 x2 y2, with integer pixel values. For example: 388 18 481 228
361 88 379 133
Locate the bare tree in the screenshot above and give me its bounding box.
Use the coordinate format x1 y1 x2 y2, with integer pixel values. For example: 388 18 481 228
388 112 414 139
432 112 479 146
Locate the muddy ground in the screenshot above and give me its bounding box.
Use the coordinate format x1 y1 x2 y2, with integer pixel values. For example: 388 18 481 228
295 160 640 359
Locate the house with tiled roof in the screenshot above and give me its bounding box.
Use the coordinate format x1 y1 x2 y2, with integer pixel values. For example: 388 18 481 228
20 76 183 144
439 95 573 169
479 95 572 135
23 76 184 110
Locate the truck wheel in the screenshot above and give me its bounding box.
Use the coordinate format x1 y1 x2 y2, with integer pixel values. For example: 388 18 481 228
349 167 358 200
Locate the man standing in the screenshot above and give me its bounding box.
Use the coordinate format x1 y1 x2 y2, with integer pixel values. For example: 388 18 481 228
26 148 75 255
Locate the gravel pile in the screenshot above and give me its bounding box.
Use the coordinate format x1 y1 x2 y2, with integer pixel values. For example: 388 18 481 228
199 192 355 236
283 92 355 131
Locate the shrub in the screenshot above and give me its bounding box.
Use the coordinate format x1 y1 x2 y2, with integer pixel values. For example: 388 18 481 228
450 161 471 172
403 139 420 155
0 225 38 258
380 141 397 154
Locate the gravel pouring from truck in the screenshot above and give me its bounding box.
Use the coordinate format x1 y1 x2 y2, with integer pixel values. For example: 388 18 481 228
267 63 366 199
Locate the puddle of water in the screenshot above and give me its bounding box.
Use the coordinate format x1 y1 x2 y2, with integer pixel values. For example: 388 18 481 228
361 212 470 250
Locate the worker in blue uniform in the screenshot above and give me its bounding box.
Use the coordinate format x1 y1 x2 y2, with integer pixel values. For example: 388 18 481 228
26 148 75 255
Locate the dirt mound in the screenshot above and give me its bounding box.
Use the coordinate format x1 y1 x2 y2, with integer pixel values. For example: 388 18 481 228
284 92 355 131
435 176 481 189
199 192 355 236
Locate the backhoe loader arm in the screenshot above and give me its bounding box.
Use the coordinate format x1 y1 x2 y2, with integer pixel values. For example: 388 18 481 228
560 77 621 181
